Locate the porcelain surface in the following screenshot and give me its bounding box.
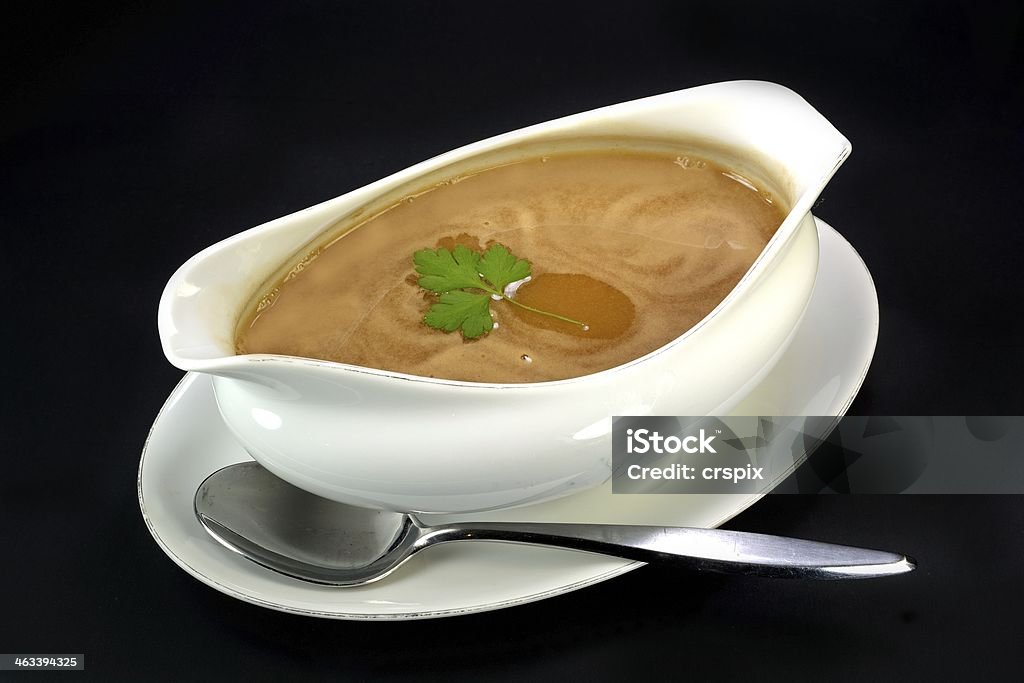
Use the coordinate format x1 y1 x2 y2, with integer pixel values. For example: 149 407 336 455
159 81 850 513
140 219 877 619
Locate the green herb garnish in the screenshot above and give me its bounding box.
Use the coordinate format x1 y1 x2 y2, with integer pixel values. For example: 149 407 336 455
413 243 587 339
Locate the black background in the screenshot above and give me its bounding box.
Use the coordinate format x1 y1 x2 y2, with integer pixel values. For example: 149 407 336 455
3 1 1023 680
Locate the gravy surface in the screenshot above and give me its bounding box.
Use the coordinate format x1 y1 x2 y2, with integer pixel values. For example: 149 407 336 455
236 148 786 382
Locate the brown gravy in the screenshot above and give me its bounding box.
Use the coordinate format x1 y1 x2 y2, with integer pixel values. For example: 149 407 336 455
235 147 786 382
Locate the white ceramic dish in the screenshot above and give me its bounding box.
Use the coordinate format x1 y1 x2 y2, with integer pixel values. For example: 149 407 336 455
158 81 850 514
139 218 877 620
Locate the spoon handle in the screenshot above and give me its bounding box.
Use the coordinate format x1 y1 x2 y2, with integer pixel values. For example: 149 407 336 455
427 524 914 579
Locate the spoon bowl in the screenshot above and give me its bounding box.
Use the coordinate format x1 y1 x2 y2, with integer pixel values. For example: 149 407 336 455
195 463 915 586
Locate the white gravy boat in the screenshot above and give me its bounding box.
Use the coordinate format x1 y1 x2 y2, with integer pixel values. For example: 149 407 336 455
159 81 850 514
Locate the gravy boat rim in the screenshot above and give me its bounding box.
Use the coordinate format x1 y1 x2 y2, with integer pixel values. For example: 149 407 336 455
158 79 850 390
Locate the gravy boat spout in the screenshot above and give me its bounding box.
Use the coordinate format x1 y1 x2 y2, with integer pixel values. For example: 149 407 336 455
158 81 850 514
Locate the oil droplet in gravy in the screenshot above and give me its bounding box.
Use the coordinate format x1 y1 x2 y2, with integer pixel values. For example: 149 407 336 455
511 273 634 339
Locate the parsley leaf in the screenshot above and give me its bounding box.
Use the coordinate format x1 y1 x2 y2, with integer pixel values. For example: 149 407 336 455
413 244 485 293
423 290 494 339
478 244 531 292
413 242 586 340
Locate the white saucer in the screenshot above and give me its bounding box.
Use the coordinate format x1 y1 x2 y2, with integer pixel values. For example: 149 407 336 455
138 217 878 620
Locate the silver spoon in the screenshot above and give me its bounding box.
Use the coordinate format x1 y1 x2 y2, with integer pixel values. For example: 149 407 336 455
194 462 915 586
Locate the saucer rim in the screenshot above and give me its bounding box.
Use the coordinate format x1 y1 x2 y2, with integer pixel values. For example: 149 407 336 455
137 217 877 620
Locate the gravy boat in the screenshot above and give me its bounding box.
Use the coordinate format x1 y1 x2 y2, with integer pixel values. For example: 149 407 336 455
159 81 850 514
